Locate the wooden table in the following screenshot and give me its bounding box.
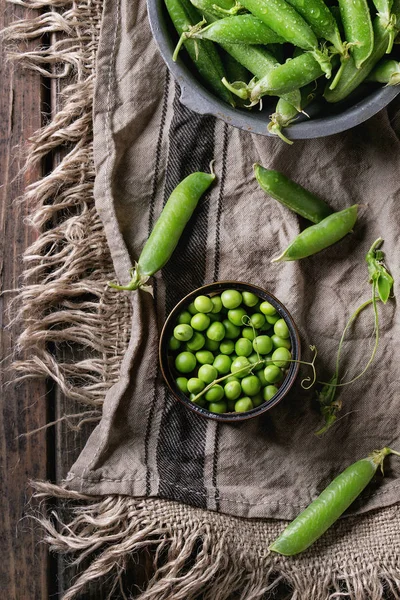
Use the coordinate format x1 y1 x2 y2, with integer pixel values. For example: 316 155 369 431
0 2 101 597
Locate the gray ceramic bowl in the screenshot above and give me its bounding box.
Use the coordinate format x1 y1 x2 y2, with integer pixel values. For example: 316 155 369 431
147 0 400 139
159 281 301 422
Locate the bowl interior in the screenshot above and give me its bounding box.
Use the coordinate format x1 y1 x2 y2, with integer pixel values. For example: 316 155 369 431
159 281 301 422
147 0 400 139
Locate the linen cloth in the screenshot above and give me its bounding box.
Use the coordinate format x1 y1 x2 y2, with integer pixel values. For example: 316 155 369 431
66 0 400 521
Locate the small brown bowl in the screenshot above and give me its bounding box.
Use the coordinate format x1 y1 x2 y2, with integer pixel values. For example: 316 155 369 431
159 281 301 422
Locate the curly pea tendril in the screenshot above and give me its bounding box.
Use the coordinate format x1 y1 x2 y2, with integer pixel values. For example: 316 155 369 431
315 238 394 437
191 314 318 405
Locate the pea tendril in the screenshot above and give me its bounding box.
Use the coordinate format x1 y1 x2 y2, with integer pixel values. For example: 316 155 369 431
315 238 394 436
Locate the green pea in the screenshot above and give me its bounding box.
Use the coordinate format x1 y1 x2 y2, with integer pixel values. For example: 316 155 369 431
204 338 220 351
190 394 206 408
198 364 218 384
194 295 214 313
224 380 242 401
235 337 253 357
241 375 261 396
272 347 292 368
225 375 240 384
196 350 215 365
242 327 256 341
208 401 228 414
219 339 235 355
205 384 225 402
235 397 254 412
186 332 205 352
213 354 232 375
253 335 273 355
249 313 266 329
248 352 264 371
274 318 290 339
168 336 181 351
187 377 206 394
221 289 243 309
256 369 268 387
266 314 280 325
271 334 292 350
211 295 223 313
222 318 241 339
231 356 252 378
227 307 248 327
207 321 226 342
260 301 277 316
252 392 264 407
188 301 198 315
176 377 188 394
242 291 259 307
264 365 284 384
263 385 279 402
191 313 211 331
175 351 196 373
174 324 194 341
177 310 192 325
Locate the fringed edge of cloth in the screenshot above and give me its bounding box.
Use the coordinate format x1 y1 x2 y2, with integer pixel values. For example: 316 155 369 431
3 0 131 407
32 481 400 600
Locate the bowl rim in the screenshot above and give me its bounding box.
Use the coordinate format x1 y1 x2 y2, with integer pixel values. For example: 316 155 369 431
159 280 301 422
147 0 400 139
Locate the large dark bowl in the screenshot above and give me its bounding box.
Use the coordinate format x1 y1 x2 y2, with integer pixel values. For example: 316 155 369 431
147 0 400 139
159 281 301 422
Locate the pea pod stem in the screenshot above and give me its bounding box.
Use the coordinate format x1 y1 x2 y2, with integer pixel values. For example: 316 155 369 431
109 170 215 293
269 447 400 556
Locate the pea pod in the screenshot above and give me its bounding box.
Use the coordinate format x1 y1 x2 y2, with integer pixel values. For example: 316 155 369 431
109 170 215 292
239 0 332 77
371 0 397 52
250 53 324 102
324 15 395 102
193 14 286 45
166 0 234 105
272 205 358 262
270 447 400 556
254 165 333 223
338 0 374 69
285 0 344 56
190 0 302 110
367 58 400 84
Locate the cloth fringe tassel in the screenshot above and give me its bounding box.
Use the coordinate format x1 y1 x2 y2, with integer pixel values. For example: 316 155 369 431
4 0 131 408
32 481 400 600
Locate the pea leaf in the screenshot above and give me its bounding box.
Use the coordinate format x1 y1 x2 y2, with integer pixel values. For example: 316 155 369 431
366 238 394 303
377 272 394 304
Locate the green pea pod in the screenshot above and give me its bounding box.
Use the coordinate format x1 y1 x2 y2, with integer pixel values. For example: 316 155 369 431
254 165 333 223
239 0 332 77
269 447 400 556
250 53 324 101
272 205 358 262
165 0 234 106
190 2 302 110
338 0 374 69
285 0 344 56
367 58 400 84
194 14 286 45
371 0 397 52
324 15 394 102
109 171 215 292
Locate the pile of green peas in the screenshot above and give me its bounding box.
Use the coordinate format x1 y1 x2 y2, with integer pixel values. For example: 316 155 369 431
167 289 292 414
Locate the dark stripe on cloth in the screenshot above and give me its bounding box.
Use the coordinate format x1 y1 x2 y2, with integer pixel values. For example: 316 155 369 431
212 123 229 511
156 84 215 508
144 70 170 496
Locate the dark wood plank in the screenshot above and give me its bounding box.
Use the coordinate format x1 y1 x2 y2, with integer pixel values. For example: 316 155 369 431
0 2 51 598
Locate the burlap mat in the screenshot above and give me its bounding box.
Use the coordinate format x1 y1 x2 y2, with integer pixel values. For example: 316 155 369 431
7 0 400 598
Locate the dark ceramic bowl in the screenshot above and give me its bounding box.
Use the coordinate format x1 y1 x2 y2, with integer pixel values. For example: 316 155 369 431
159 281 301 422
147 0 400 139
